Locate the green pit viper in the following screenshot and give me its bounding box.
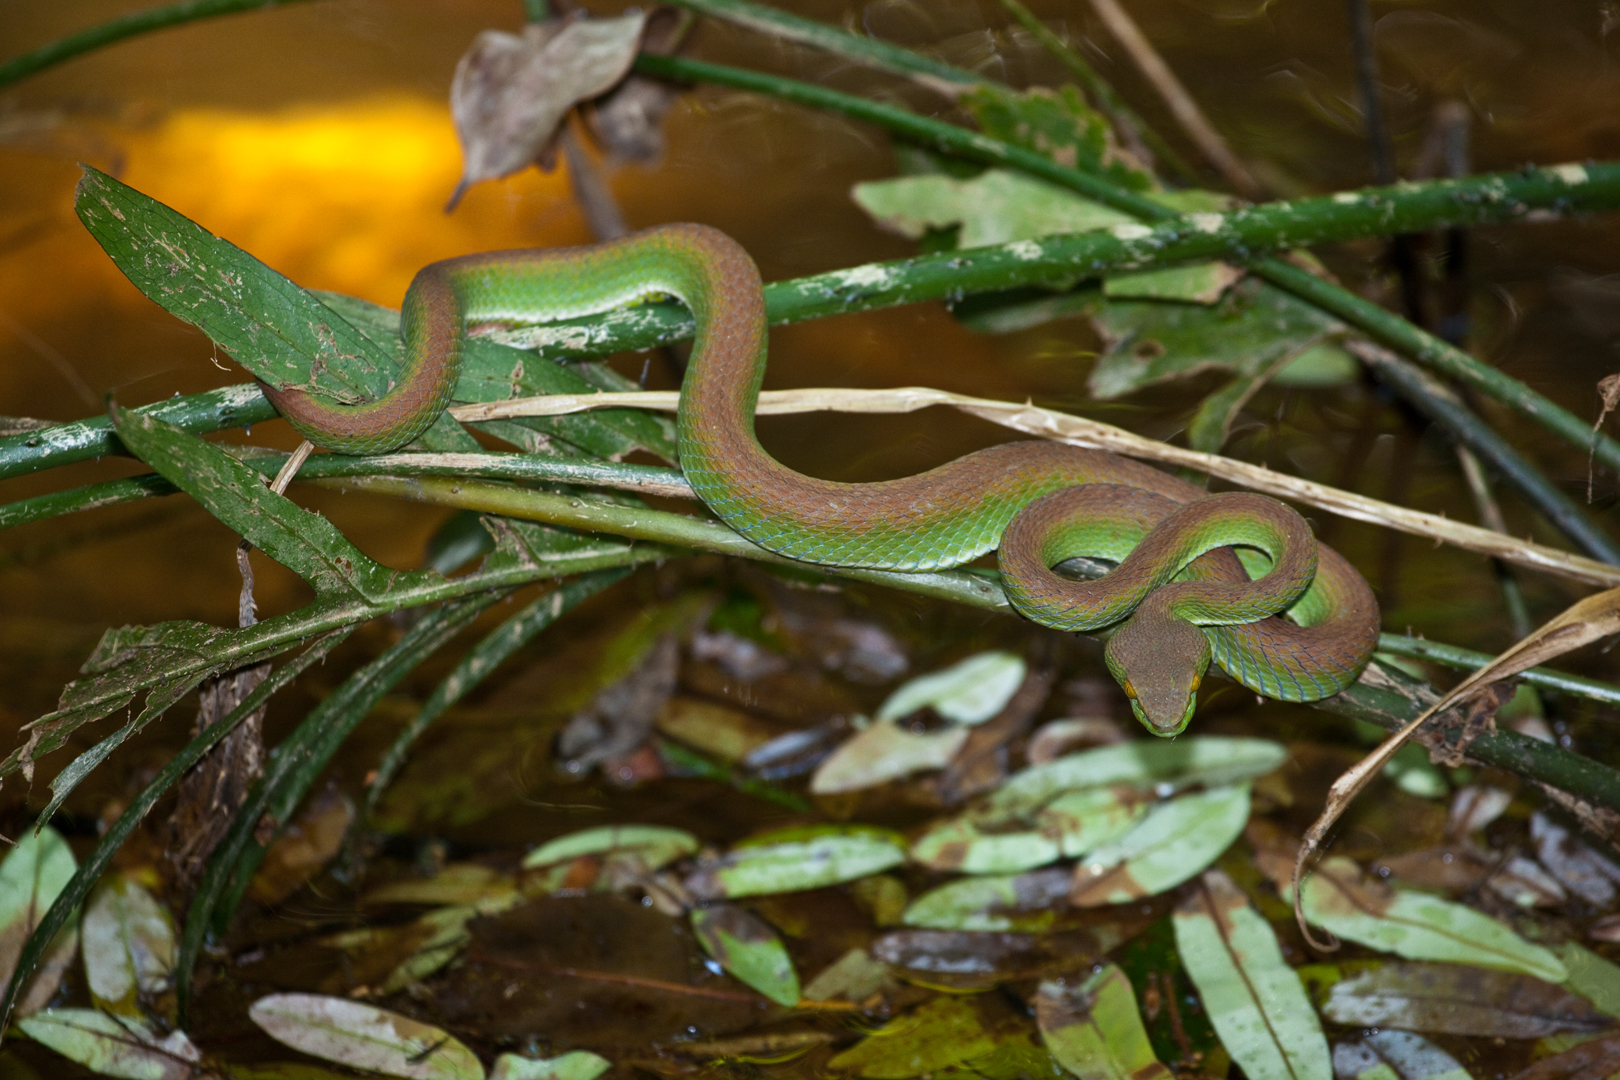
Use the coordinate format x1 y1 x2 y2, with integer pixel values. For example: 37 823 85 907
261 224 1380 735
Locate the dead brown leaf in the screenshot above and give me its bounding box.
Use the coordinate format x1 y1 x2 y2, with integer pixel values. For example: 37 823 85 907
1510 1032 1620 1080
1591 372 1620 501
448 10 647 208
1295 584 1620 947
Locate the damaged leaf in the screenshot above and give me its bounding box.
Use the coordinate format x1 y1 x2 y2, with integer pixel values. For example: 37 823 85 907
1072 785 1252 906
450 11 647 203
686 827 907 899
1035 966 1171 1080
522 824 698 872
689 903 800 1006
1332 1030 1470 1080
1174 871 1330 1080
81 874 176 1014
1319 962 1613 1038
1300 857 1567 981
901 867 1072 931
876 650 1027 725
0 824 79 1018
249 993 483 1080
16 1008 202 1080
809 718 969 795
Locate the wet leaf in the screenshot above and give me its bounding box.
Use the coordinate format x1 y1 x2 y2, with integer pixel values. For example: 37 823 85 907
689 904 800 1006
81 874 175 1013
1506 1032 1620 1080
1320 962 1612 1037
1116 915 1229 1074
521 825 698 872
1488 855 1569 908
450 11 647 200
877 651 1027 725
323 905 490 993
1558 941 1620 1019
911 787 1148 875
1447 785 1513 838
1035 966 1171 1080
1332 1029 1470 1080
1532 811 1620 907
871 928 1112 988
365 863 518 908
490 1051 611 1080
0 824 79 1017
823 995 1004 1078
1300 857 1567 981
809 720 968 795
15 1009 201 1080
1174 870 1330 1080
802 948 895 1002
247 786 354 906
1072 785 1252 906
987 736 1285 822
686 827 907 899
248 993 482 1080
656 696 776 762
902 867 1072 931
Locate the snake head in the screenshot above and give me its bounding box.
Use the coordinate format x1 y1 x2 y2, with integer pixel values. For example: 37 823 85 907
1103 607 1213 737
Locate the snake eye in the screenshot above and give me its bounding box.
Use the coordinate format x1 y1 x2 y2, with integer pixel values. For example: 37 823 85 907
1122 681 1137 700
1190 674 1201 693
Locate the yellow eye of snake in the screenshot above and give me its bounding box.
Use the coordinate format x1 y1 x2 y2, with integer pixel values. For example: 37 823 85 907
1122 681 1137 699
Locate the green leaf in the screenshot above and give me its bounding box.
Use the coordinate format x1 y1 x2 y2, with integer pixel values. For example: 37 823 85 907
521 825 699 871
1035 966 1170 1080
17 1009 201 1080
686 828 907 899
76 167 395 401
854 169 1130 249
1173 871 1330 1080
81 874 176 1014
909 786 1149 875
901 868 1071 931
809 719 968 795
876 650 1026 725
248 994 483 1080
110 402 425 602
0 826 79 1018
1300 857 1567 981
1103 262 1243 305
1319 962 1611 1038
961 84 1154 193
1087 279 1345 451
987 736 1284 821
490 1051 612 1080
826 996 1001 1078
689 904 800 1006
1557 941 1620 1019
1072 785 1251 906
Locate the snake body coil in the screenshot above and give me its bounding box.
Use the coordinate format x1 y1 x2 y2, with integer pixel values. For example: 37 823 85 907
262 224 1380 734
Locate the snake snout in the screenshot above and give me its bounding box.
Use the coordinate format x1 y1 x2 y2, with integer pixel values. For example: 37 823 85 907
1105 607 1212 738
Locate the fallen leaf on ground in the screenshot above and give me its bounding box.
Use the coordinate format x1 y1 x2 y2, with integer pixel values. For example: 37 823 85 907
1319 962 1612 1037
249 993 483 1080
1035 965 1171 1080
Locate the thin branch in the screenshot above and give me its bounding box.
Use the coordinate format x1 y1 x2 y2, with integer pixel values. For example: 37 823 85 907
449 386 1620 589
1082 0 1263 199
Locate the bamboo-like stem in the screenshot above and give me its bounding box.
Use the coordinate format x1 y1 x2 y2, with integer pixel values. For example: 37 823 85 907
1083 0 1263 199
635 52 1620 481
5 162 1619 484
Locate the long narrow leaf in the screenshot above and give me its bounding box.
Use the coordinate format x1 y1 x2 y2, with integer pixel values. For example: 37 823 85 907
175 593 504 1017
363 567 629 821
0 628 351 1035
110 401 426 601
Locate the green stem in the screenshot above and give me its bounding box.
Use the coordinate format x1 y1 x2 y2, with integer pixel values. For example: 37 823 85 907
6 163 1618 484
177 594 501 1018
1354 345 1620 565
637 52 1620 480
318 474 1620 819
0 628 353 1034
0 0 321 90
659 0 978 92
1376 633 1620 707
